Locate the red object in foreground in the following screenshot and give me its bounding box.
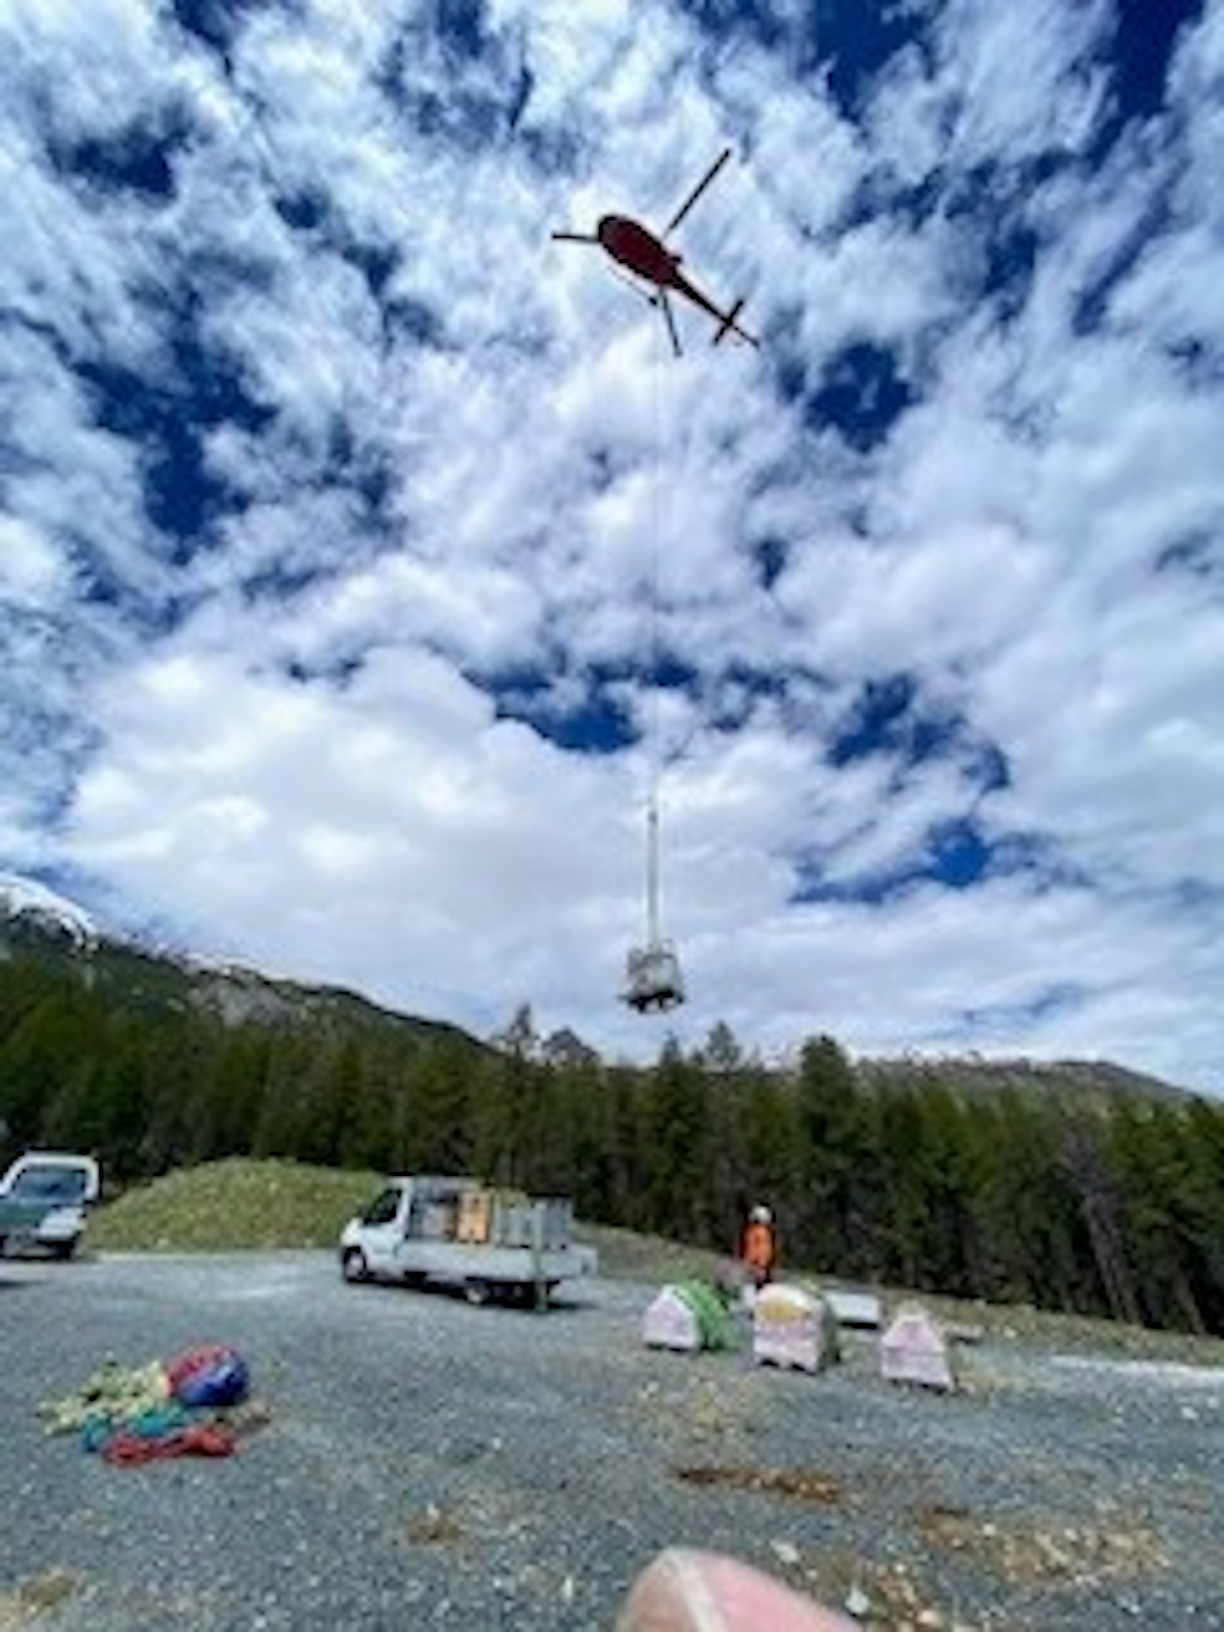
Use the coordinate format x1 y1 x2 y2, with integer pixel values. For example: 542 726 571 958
102 1424 237 1464
620 1548 858 1632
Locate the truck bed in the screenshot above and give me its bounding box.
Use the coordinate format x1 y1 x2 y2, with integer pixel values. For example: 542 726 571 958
388 1239 597 1287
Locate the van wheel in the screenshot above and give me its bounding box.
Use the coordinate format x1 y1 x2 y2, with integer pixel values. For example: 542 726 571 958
465 1280 491 1305
342 1248 370 1283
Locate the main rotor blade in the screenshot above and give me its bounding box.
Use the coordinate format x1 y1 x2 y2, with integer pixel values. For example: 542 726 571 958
551 231 601 243
664 147 732 235
659 290 683 358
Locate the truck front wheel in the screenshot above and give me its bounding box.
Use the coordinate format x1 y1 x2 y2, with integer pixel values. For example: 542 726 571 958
341 1248 370 1284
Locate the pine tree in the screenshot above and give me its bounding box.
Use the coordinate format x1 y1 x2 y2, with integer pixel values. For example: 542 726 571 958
791 1034 871 1272
640 1038 715 1244
1108 1101 1209 1332
397 1036 477 1174
973 1091 1084 1311
1057 1109 1142 1324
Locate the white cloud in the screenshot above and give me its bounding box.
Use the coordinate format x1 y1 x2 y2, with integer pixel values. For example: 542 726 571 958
0 516 69 606
63 642 642 1022
934 0 1114 166
1 0 1222 1093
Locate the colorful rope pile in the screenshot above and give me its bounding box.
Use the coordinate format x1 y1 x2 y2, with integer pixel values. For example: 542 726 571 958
39 1347 266 1464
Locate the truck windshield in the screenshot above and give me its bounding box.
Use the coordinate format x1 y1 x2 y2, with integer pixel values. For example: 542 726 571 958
9 1166 89 1203
361 1189 401 1226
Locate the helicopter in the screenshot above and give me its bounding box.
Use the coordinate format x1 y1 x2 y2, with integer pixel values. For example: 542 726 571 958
552 148 760 357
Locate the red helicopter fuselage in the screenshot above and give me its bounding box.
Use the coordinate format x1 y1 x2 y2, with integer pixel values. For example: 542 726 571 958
597 214 742 330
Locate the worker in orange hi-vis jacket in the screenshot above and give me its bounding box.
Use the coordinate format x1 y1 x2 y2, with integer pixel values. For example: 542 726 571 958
740 1204 777 1290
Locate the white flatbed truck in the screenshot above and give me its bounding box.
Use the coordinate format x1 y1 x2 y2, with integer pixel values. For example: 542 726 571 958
339 1174 598 1307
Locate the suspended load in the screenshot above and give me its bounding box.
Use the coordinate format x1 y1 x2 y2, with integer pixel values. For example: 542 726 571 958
622 938 685 1013
621 792 685 1013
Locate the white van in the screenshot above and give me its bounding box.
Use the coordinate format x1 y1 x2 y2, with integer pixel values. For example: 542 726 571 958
0 1152 101 1258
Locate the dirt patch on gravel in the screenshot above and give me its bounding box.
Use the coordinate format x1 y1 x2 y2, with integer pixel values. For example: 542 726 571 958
910 1503 1169 1586
674 1463 844 1504
0 1570 83 1629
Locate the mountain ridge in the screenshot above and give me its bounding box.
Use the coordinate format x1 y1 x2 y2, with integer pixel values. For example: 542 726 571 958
0 871 475 1051
0 870 1200 1103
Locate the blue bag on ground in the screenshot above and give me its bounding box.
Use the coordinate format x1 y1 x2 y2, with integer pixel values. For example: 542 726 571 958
166 1345 250 1408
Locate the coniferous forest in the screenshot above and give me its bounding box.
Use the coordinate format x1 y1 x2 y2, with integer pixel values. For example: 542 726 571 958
2 954 1222 1336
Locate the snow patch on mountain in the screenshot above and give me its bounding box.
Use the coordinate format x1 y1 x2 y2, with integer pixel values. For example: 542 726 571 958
0 872 99 948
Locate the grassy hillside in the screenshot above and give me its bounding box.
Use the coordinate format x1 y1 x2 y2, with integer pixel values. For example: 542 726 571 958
90 1158 385 1250
90 1158 729 1272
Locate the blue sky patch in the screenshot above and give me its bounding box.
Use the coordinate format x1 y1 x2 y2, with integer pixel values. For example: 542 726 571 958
927 816 990 888
484 661 637 753
989 832 1091 892
1156 532 1222 586
323 417 397 530
1109 0 1204 121
749 535 788 591
678 0 918 119
803 341 915 451
815 0 927 120
283 654 365 687
943 158 1068 311
703 659 799 731
273 189 403 305
379 9 533 153
790 815 1080 908
826 675 1010 794
790 813 989 905
169 0 276 64
959 980 1087 1036
1071 199 1172 337
828 672 943 766
74 329 271 559
55 113 191 203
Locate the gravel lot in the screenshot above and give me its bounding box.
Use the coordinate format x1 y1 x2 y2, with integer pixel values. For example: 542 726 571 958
2 1251 1222 1631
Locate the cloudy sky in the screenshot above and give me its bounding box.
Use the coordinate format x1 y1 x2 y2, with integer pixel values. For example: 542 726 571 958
2 0 1222 1091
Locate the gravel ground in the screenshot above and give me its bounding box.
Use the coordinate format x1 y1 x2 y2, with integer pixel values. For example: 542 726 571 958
1 1251 1222 1631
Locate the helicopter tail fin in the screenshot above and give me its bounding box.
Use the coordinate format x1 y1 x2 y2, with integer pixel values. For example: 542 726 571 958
712 298 758 348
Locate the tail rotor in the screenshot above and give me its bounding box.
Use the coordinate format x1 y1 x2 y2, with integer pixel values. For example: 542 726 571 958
712 298 758 348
